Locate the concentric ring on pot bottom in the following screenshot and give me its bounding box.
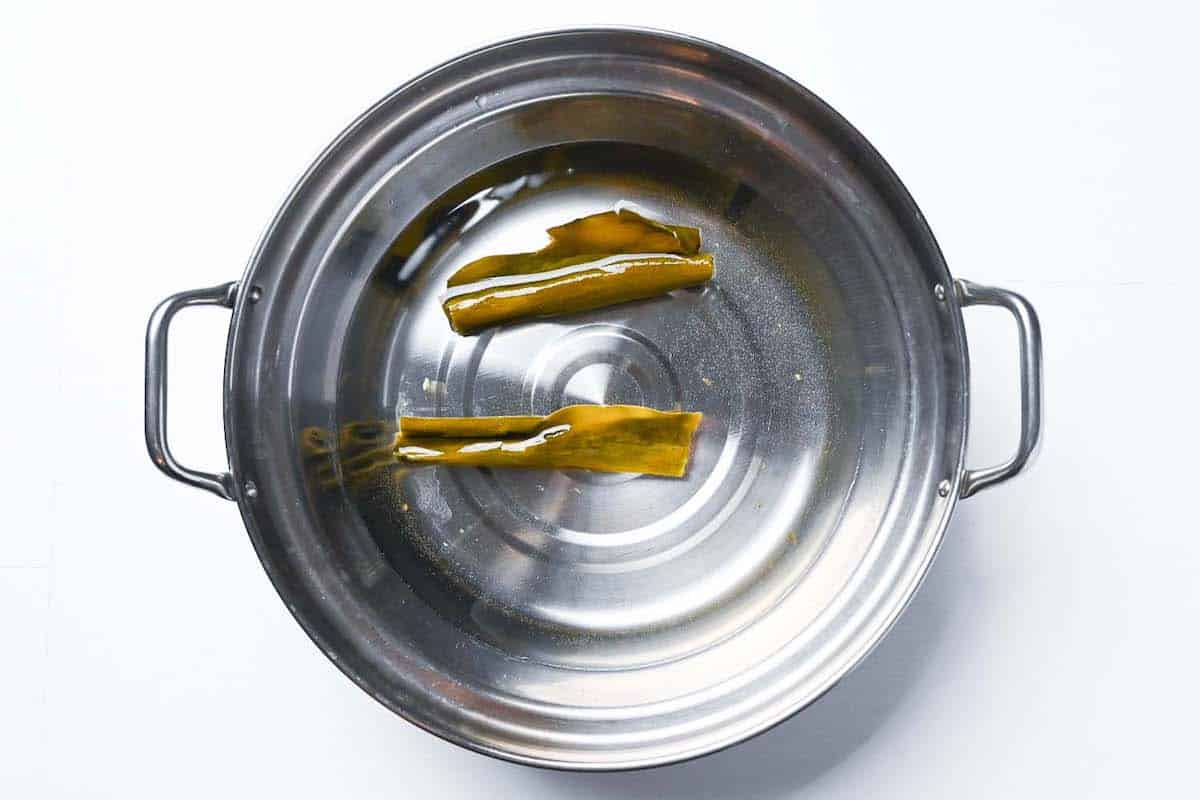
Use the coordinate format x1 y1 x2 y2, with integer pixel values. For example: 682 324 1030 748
435 291 760 563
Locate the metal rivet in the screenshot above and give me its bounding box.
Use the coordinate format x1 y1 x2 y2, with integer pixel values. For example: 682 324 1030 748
244 480 258 499
246 285 263 304
934 284 946 302
937 479 951 497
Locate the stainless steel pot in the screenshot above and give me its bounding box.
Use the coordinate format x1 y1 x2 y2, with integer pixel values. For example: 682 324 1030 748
145 29 1042 770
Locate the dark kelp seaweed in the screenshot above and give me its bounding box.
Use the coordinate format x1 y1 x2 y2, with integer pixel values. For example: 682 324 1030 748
394 405 702 477
441 209 714 334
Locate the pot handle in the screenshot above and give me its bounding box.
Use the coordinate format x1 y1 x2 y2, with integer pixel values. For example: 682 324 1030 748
145 281 240 501
956 279 1043 498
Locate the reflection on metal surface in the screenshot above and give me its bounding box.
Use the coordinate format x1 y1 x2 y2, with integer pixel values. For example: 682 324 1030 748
300 420 399 491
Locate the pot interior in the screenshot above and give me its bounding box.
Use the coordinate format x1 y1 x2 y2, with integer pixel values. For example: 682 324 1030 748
231 30 964 768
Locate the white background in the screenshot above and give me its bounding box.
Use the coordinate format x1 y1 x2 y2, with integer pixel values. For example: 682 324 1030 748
4 1 1198 796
